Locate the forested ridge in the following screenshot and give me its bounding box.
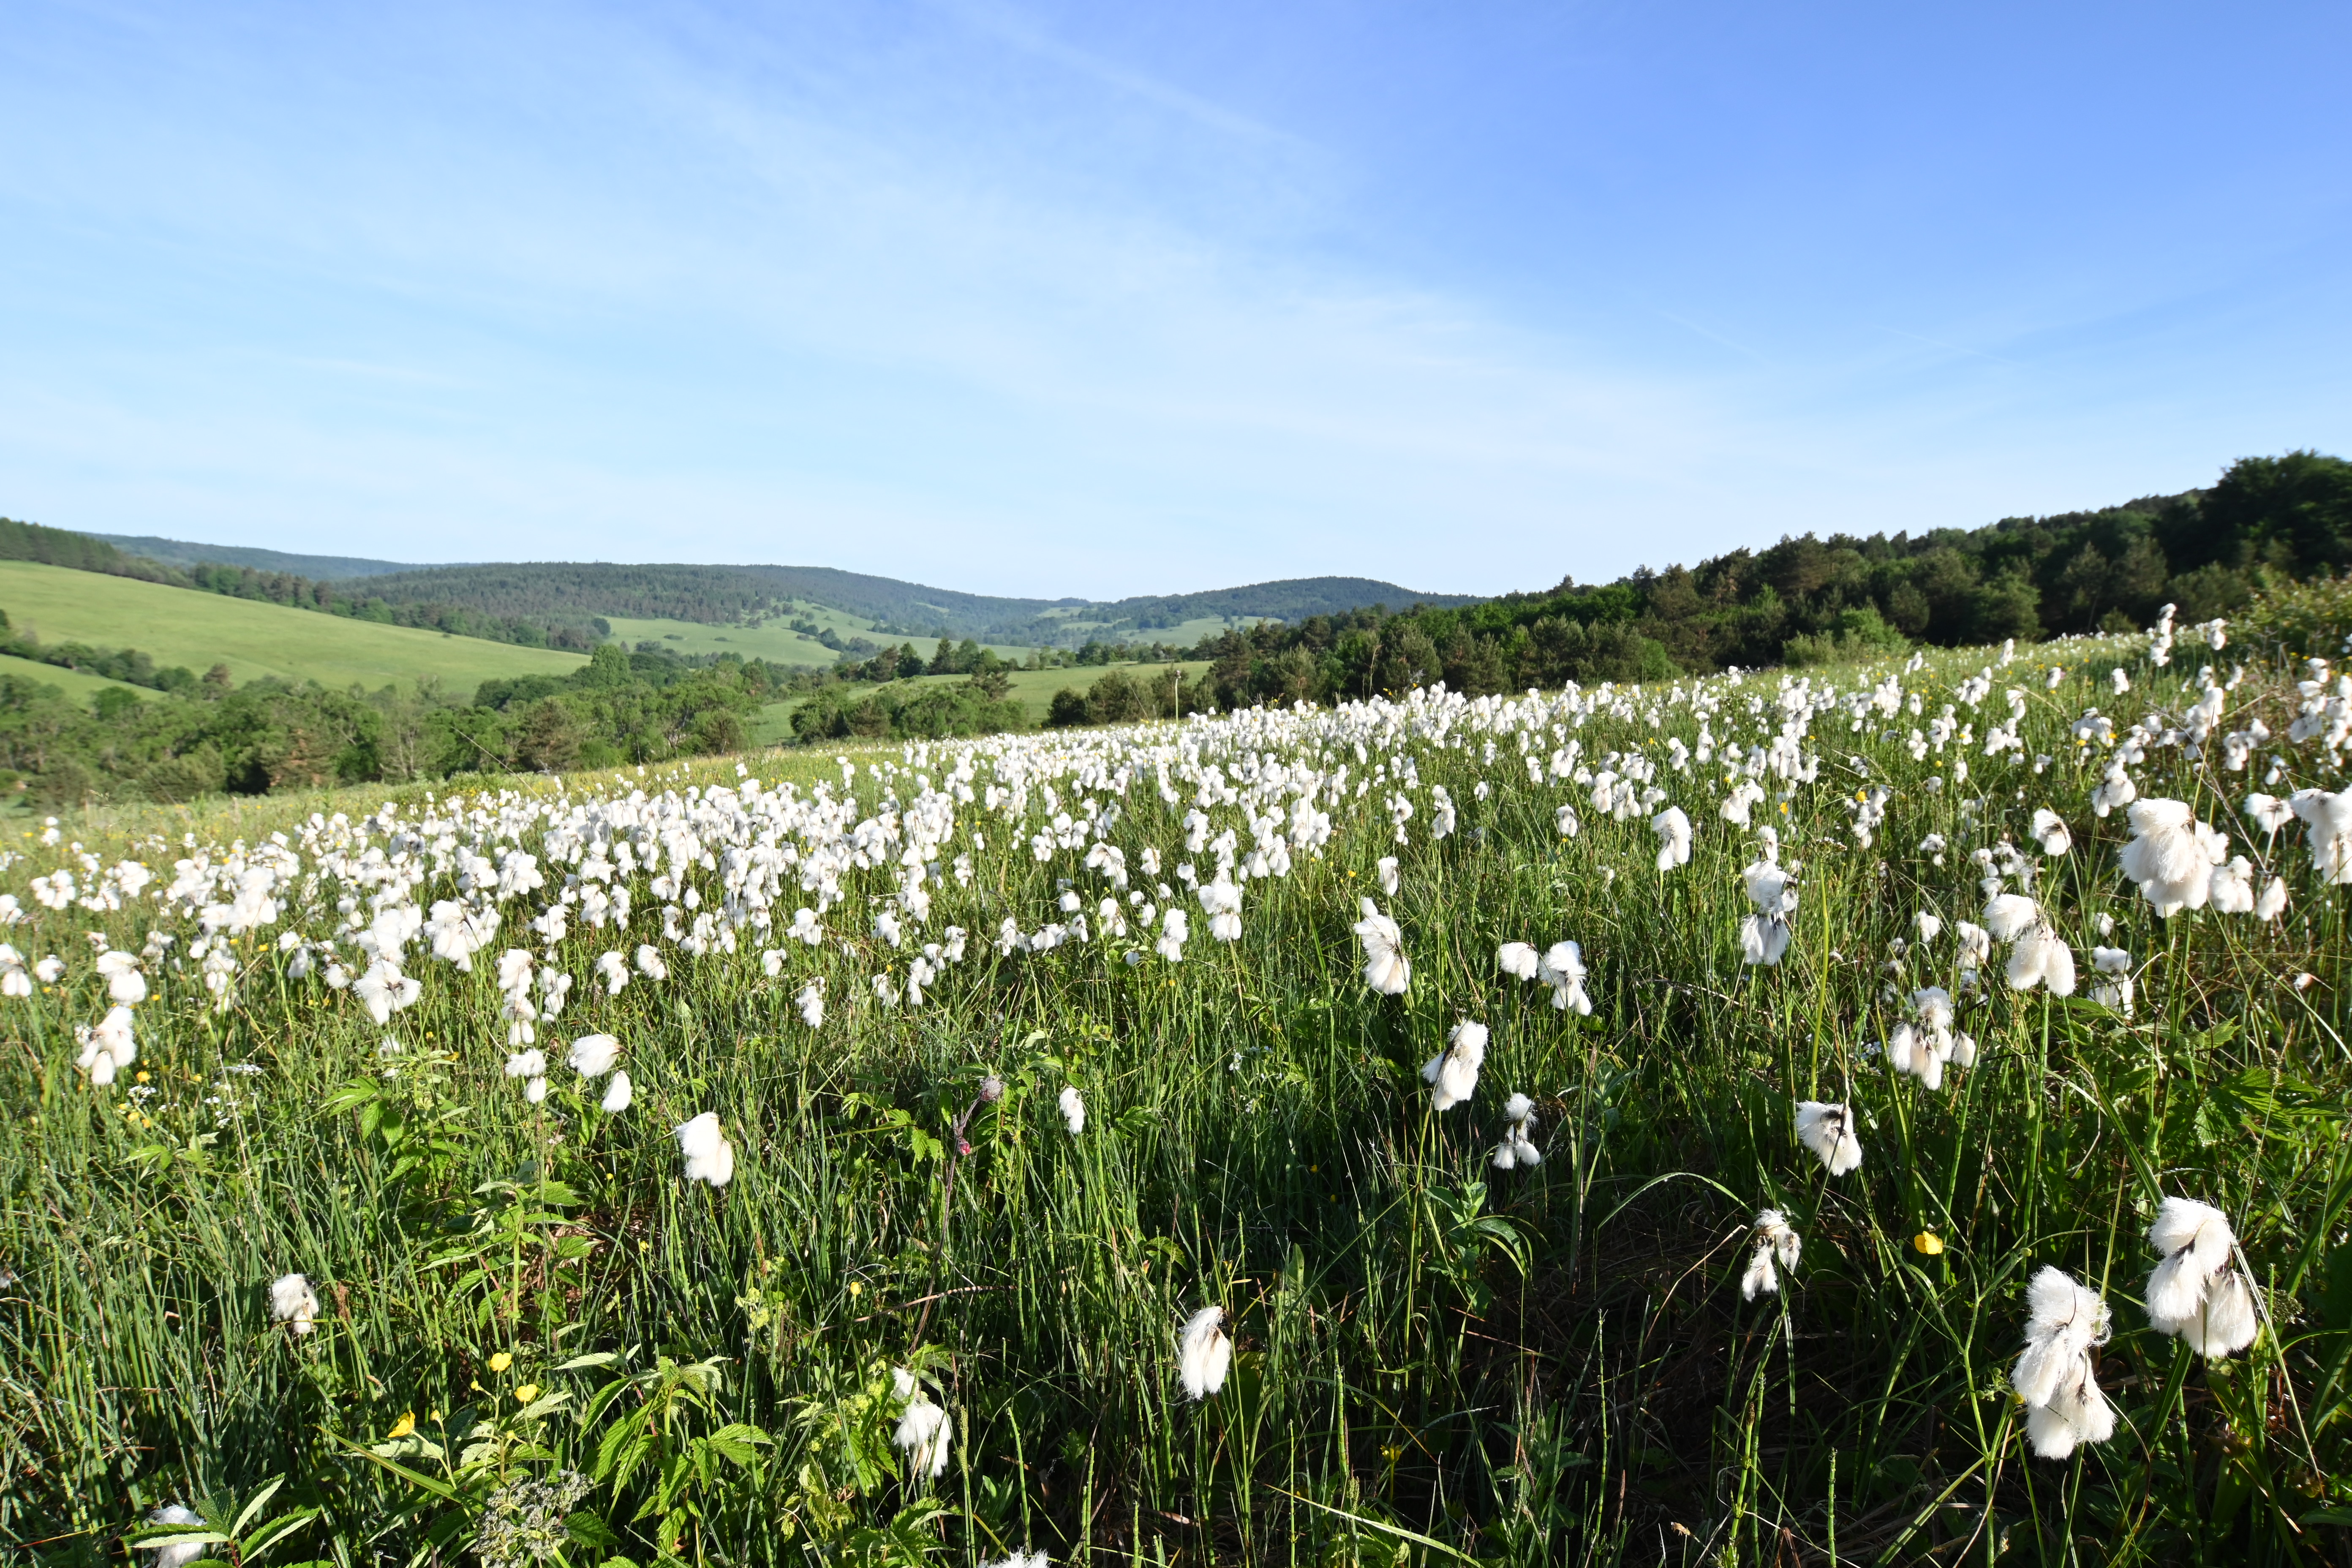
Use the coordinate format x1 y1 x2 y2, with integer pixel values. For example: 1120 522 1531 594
332 563 1472 644
1188 450 2352 711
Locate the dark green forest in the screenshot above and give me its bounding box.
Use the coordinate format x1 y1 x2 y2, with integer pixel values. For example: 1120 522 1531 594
1186 450 2352 711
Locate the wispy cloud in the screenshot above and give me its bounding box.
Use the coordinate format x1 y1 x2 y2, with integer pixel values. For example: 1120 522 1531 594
0 0 2341 596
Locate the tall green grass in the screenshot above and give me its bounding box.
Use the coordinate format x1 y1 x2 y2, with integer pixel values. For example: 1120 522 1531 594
4 637 2349 1566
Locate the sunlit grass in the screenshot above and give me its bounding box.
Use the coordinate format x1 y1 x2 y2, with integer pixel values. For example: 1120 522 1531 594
5 632 2349 1565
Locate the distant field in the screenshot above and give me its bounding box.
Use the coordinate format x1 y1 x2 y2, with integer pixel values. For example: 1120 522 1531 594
751 659 1213 741
0 651 152 704
607 608 1034 670
1026 607 1258 646
0 561 588 691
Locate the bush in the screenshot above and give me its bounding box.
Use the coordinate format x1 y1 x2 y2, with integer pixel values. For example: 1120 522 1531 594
2237 571 2352 661
1782 606 1910 668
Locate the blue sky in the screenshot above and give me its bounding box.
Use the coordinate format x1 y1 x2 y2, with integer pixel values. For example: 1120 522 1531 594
3 1 2347 599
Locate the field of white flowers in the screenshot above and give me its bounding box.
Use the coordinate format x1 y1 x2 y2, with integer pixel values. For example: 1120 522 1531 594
8 606 2352 1566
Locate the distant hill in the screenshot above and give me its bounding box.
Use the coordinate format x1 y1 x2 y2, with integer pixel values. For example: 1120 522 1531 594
89 534 431 579
1096 578 1481 632
318 562 1477 646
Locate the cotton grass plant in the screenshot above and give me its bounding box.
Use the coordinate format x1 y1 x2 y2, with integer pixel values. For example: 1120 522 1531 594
3 613 2351 1563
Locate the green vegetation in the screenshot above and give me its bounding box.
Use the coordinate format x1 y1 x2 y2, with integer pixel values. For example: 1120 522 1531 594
298 561 1466 648
600 614 1024 672
787 678 1028 742
0 608 199 696
85 534 425 580
0 653 152 707
0 562 589 691
0 520 601 652
1190 451 2352 711
0 641 784 809
8 624 2351 1563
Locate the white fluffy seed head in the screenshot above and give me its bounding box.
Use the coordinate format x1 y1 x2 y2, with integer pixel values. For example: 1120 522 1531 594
1793 1101 1862 1176
566 1033 621 1077
270 1272 319 1335
1178 1305 1231 1400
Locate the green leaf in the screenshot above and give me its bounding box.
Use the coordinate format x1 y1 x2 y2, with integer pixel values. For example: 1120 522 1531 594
228 1476 286 1539
706 1423 774 1465
318 1080 381 1116
566 1513 623 1549
124 1530 230 1551
241 1508 322 1563
326 1433 464 1503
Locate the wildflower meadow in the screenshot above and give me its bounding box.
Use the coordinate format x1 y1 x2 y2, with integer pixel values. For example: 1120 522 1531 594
10 604 2352 1565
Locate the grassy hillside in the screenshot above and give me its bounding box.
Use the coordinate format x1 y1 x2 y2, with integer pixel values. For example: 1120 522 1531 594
607 611 1033 671
0 561 586 690
0 651 152 704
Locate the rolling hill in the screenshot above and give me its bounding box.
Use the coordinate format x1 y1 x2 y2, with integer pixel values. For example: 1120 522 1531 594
0 561 586 691
336 562 1475 645
87 535 431 579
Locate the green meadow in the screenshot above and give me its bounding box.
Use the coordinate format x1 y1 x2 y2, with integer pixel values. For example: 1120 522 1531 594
11 621 2352 1565
0 651 152 705
0 561 589 692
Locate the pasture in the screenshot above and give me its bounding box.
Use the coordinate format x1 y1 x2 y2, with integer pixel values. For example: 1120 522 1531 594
0 562 589 693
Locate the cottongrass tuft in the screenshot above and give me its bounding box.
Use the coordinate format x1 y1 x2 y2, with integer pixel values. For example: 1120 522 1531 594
1793 1101 1862 1176
2118 799 2229 917
2014 1267 2115 1459
599 1071 633 1113
566 1034 620 1078
1983 894 2076 994
2289 788 2352 883
891 1367 954 1480
1058 1085 1086 1134
1177 1305 1232 1400
503 1048 548 1104
1352 898 1410 995
1491 1092 1541 1169
2031 808 2073 856
1536 940 1592 1013
675 1112 736 1189
1496 941 1539 982
1422 1020 1488 1111
270 1272 320 1336
74 1005 136 1086
1651 806 1693 871
1740 1209 1802 1300
2145 1196 2259 1357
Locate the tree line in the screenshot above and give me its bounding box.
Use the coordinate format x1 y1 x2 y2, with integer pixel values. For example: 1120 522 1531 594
1184 451 2352 711
0 640 780 808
